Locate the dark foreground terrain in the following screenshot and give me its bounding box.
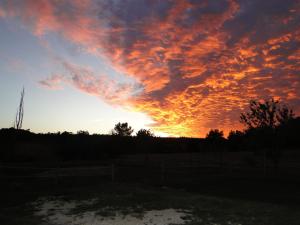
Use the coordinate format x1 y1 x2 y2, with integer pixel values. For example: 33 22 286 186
1 174 300 225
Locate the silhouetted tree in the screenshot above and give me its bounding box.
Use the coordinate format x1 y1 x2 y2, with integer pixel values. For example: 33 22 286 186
277 117 300 148
240 99 295 173
77 130 89 135
206 129 226 153
228 130 244 151
61 131 73 136
206 129 226 166
14 87 25 129
112 122 133 136
277 104 295 125
240 98 294 129
228 130 244 139
206 129 224 140
136 129 154 137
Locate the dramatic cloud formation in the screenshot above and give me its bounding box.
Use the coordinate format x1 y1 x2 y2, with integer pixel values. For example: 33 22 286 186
1 0 300 137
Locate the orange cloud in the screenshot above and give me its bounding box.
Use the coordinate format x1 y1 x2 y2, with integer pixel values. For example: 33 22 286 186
2 0 300 137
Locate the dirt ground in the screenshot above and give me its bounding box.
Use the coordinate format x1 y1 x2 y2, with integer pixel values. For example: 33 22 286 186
1 180 300 225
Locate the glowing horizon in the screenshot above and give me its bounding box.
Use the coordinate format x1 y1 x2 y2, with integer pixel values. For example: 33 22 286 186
0 0 299 137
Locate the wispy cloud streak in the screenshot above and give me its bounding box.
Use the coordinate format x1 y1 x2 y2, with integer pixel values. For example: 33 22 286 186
39 59 142 104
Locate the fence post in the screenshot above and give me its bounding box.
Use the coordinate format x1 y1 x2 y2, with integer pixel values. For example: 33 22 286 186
55 165 59 185
161 161 165 183
0 163 2 178
263 149 267 177
111 164 115 182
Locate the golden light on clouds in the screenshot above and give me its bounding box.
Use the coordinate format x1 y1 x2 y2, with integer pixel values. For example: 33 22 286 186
1 0 300 137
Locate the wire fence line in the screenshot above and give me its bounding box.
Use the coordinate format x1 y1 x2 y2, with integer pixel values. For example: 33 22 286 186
0 165 112 170
0 164 115 181
1 162 300 183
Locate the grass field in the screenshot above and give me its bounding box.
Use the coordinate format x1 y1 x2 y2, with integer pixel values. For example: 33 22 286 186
1 180 300 225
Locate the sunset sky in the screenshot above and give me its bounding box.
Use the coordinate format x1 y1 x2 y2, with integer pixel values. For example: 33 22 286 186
0 0 299 137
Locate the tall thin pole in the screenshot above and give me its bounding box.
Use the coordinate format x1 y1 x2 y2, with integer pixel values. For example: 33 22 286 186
14 87 25 129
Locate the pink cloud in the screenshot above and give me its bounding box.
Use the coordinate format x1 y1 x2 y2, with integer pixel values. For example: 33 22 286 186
2 0 300 137
39 60 142 104
0 6 5 17
39 74 64 90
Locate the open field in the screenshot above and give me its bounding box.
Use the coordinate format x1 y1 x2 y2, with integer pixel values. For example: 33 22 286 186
1 151 300 224
1 179 300 225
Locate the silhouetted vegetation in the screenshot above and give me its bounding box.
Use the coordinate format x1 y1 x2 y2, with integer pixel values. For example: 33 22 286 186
240 98 295 129
204 129 225 151
236 99 298 168
111 122 134 136
227 130 244 152
0 128 205 162
0 99 299 174
206 129 224 141
136 129 154 137
76 130 89 135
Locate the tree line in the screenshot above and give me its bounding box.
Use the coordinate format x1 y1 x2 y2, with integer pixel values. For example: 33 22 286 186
0 98 299 163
